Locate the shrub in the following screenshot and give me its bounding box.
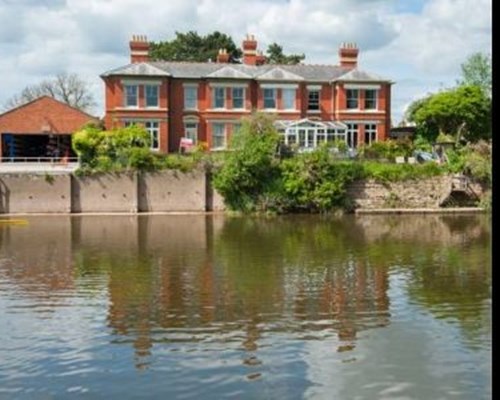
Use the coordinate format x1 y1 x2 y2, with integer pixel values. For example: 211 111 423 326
361 161 443 182
73 125 169 173
280 149 363 212
213 113 282 212
358 138 414 160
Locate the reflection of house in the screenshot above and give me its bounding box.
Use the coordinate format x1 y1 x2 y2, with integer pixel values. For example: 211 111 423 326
0 96 98 161
101 35 393 153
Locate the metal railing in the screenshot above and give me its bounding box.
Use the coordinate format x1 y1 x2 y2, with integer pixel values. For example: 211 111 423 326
0 157 80 163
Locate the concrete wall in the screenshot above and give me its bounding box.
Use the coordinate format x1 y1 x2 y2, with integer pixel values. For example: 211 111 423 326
0 171 487 214
72 172 138 213
138 170 206 212
0 173 71 213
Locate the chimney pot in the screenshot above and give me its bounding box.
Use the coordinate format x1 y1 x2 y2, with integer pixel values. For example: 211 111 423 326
339 42 359 69
130 34 150 63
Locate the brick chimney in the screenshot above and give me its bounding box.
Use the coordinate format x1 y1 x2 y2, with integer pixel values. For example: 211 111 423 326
242 34 266 65
339 42 359 69
130 35 150 63
216 48 230 63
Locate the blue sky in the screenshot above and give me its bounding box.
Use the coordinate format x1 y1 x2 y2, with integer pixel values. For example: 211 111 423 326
0 0 492 123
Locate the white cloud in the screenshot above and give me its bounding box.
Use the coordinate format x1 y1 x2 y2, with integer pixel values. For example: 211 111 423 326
0 0 492 122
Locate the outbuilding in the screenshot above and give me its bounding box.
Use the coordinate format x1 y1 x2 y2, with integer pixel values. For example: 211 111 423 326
0 96 98 162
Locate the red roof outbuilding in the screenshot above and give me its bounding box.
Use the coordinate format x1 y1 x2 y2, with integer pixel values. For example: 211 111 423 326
0 96 98 134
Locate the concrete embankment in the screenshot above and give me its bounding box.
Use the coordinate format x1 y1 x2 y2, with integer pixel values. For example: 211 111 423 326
0 171 488 215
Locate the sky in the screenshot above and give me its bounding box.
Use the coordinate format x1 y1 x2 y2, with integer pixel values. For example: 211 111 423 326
0 0 492 124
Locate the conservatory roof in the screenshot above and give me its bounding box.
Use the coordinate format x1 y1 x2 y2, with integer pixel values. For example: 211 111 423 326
274 118 348 130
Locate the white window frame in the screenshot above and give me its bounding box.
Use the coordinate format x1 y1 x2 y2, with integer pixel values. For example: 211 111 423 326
346 89 359 109
346 123 359 148
263 88 276 109
184 86 198 110
307 90 320 111
184 121 198 144
364 89 378 110
282 88 296 110
364 124 377 145
124 84 138 108
145 121 160 150
213 87 226 109
145 84 159 108
211 123 226 150
232 87 245 109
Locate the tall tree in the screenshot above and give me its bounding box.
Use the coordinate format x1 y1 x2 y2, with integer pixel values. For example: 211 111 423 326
150 31 242 63
266 43 305 65
457 52 492 98
4 72 96 113
409 85 490 143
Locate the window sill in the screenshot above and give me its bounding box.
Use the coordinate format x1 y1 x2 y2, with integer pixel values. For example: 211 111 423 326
114 107 168 112
342 109 384 113
206 109 251 113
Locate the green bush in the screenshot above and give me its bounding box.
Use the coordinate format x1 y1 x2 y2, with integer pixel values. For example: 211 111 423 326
361 161 443 182
280 149 363 212
444 141 491 183
358 138 414 160
212 113 282 212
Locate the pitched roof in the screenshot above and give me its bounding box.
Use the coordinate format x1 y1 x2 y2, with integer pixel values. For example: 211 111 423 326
205 65 253 79
101 61 391 83
100 62 170 77
255 67 304 81
334 68 390 82
0 96 99 134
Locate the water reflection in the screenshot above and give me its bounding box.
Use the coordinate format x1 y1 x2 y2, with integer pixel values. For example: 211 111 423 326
0 213 491 399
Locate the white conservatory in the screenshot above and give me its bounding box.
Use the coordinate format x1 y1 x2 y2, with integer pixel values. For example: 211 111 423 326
274 119 348 150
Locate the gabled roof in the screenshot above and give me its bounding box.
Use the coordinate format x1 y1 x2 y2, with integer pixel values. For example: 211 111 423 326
334 68 390 82
101 61 389 83
255 67 304 81
0 96 98 134
100 62 170 77
205 65 252 79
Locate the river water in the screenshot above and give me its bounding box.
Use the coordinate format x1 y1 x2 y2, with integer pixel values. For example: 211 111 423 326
0 214 491 399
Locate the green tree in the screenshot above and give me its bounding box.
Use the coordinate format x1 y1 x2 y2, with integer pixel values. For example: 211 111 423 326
150 31 242 63
458 52 492 98
266 43 305 65
212 113 282 212
73 124 156 172
407 85 490 143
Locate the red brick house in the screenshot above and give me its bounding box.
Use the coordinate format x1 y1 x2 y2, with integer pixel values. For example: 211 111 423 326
0 96 98 160
101 35 392 153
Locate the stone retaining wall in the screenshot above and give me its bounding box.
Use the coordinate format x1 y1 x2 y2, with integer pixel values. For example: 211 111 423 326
346 175 454 209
